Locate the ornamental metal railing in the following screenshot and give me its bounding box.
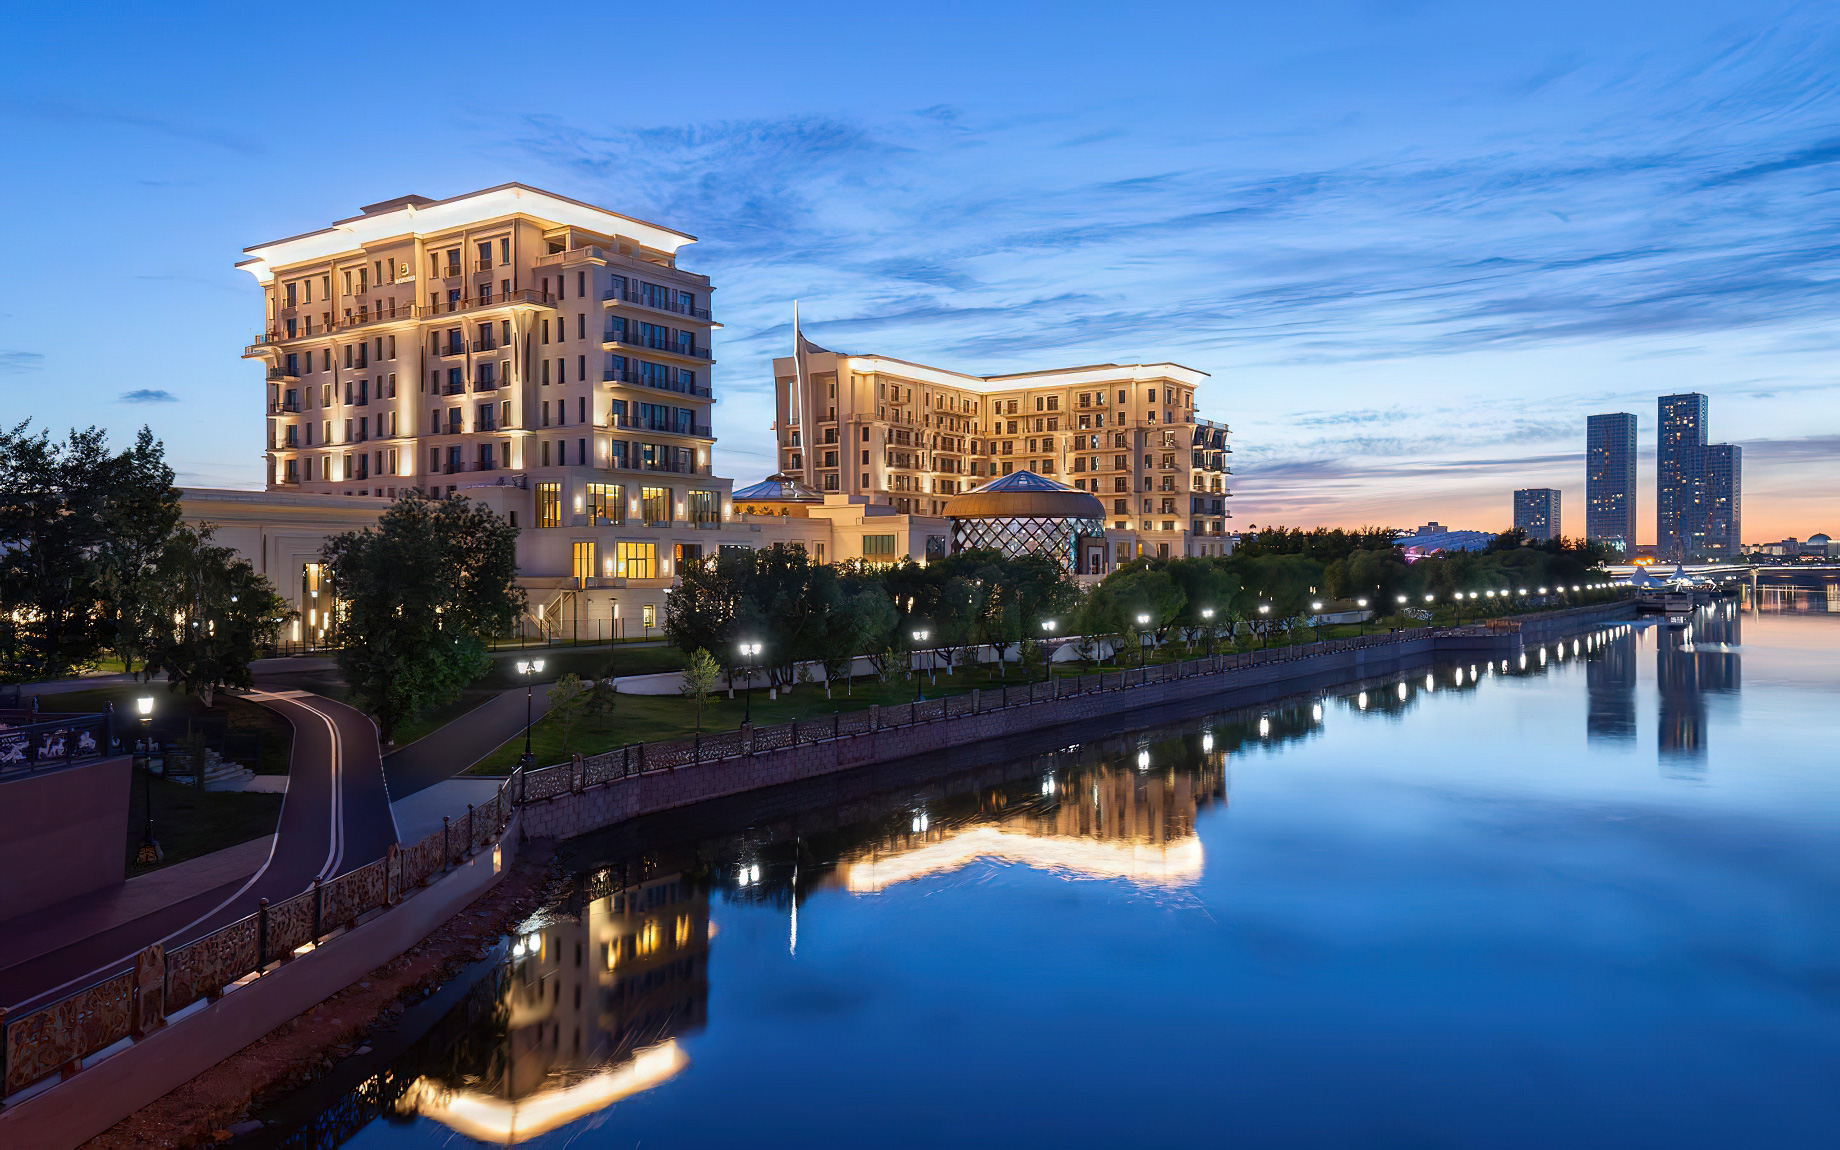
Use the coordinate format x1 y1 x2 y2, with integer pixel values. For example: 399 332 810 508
0 771 522 1102
507 601 1635 802
0 712 114 776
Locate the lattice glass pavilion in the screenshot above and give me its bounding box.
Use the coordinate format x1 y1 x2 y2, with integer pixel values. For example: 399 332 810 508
944 470 1107 574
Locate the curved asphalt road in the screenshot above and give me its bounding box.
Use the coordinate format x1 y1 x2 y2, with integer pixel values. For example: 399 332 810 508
0 691 397 1014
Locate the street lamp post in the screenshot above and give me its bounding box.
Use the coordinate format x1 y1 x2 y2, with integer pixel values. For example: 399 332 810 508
1200 608 1215 655
1039 619 1057 681
1256 603 1270 649
516 658 545 768
911 629 930 701
1135 613 1151 664
737 641 762 724
135 696 160 865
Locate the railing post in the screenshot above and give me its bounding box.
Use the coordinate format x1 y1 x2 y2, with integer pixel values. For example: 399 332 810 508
257 898 270 970
694 732 701 762
868 706 879 732
311 877 323 944
638 742 646 772
442 816 451 871
467 803 477 853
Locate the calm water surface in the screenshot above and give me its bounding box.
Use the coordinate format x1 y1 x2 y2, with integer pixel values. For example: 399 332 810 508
318 607 1838 1148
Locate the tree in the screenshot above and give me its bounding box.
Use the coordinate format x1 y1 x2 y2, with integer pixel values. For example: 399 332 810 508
548 673 590 749
321 494 523 743
0 422 180 682
98 427 182 676
679 648 721 729
139 524 290 706
1095 566 1186 662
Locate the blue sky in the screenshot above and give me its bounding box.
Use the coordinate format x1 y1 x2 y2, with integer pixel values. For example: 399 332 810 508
3 0 1837 541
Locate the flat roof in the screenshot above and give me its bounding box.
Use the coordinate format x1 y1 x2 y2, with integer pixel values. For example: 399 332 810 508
774 351 1208 390
238 183 696 282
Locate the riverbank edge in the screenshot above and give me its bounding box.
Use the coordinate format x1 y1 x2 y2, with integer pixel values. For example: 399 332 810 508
518 601 1636 844
76 843 561 1149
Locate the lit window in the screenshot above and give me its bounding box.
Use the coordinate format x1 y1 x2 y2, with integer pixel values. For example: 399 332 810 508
536 482 562 528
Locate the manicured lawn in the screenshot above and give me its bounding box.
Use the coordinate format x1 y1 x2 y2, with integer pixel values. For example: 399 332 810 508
475 644 686 690
467 666 1048 774
47 685 295 775
126 770 283 875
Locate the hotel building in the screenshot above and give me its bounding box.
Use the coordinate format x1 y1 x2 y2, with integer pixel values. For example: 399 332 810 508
233 185 951 636
772 335 1232 561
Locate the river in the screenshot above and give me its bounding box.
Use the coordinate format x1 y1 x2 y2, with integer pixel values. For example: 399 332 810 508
260 604 1840 1148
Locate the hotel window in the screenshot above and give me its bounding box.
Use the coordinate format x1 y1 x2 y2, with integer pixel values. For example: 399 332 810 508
863 534 896 557
642 603 657 627
616 542 656 579
536 482 562 528
688 490 718 525
587 483 623 525
641 486 670 526
572 542 596 583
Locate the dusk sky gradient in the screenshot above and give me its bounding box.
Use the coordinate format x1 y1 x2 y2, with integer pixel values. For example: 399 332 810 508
4 1 1838 542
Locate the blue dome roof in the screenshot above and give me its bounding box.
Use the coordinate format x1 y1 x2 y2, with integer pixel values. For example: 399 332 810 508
732 473 823 502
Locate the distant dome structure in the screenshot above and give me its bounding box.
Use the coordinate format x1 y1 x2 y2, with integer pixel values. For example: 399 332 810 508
944 469 1107 574
732 473 823 517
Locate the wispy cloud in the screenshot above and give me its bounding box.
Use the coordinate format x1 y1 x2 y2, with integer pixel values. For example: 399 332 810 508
119 389 178 404
0 98 262 155
489 15 1840 537
0 350 44 373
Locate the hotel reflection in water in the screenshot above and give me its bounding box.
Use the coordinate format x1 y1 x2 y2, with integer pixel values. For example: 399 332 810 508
398 737 1228 1142
397 869 710 1143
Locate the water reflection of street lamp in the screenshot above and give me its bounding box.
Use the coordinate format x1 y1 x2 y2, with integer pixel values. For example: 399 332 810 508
910 629 929 701
135 696 160 865
737 642 762 723
516 659 545 768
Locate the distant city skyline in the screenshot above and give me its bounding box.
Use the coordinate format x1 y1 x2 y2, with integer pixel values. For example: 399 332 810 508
4 2 1838 541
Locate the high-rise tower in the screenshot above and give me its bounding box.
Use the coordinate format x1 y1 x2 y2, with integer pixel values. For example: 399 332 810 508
1513 488 1561 542
1657 393 1708 561
1702 444 1742 558
1585 412 1637 554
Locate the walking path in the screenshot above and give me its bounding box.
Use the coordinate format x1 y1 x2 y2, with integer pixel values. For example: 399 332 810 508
0 689 397 1014
383 687 549 800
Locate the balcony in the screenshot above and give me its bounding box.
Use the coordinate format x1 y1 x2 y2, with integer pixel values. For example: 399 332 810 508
266 368 300 382
442 382 468 396
444 461 498 475
601 367 713 399
601 330 712 362
435 287 555 317
267 401 301 414
604 286 712 322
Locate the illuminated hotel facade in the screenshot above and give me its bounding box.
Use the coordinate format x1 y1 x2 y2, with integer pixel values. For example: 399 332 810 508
231 185 953 635
773 335 1234 561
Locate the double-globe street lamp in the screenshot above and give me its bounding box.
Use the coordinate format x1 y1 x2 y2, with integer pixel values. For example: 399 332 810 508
516 658 545 768
1136 613 1151 664
1039 619 1057 681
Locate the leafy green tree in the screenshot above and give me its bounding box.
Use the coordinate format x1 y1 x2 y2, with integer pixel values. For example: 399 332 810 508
1096 566 1186 661
0 422 180 682
548 673 590 748
139 524 290 706
321 494 523 743
678 650 721 730
1162 558 1242 650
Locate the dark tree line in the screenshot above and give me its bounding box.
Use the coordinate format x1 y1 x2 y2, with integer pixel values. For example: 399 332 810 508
0 422 289 698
